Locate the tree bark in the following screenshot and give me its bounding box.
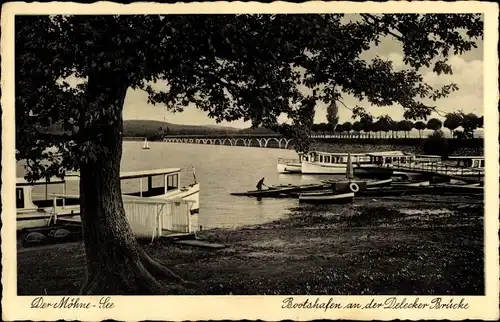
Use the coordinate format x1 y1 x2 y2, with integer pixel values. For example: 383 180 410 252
77 74 188 295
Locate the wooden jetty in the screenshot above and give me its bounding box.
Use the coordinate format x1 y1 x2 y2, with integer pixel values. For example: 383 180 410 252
379 163 484 184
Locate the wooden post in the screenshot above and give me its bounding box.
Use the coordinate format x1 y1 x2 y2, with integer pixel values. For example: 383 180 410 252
139 178 143 197
187 202 192 233
52 196 58 225
63 182 66 208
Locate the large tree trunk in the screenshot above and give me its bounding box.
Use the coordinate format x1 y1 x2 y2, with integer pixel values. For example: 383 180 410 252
78 74 188 295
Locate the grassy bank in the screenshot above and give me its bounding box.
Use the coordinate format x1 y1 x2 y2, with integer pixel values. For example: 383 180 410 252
18 194 483 295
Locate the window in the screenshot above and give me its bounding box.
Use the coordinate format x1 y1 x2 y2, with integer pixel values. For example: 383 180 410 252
16 188 24 208
320 155 323 163
167 174 179 190
480 160 485 167
325 156 330 163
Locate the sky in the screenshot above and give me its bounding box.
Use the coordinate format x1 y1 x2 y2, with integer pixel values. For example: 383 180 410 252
119 16 484 128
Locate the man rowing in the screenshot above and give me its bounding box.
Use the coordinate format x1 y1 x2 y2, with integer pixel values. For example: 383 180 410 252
256 177 266 191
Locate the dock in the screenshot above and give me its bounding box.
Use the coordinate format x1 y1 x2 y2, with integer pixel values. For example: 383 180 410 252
388 163 484 184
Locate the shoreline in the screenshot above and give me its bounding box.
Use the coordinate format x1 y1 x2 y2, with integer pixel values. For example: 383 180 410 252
17 193 484 296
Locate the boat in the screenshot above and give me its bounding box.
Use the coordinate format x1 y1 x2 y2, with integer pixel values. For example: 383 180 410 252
230 183 330 198
353 151 417 179
438 156 485 177
142 138 150 150
16 176 81 231
277 157 302 174
391 180 430 187
300 151 372 174
299 191 355 204
321 177 392 188
16 167 200 232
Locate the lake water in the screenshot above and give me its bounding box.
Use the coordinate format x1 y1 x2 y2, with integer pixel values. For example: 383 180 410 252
17 142 344 229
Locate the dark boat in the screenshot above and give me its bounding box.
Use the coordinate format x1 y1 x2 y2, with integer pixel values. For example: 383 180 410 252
230 183 330 198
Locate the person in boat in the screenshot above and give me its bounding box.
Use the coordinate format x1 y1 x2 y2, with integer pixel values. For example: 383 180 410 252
256 177 266 191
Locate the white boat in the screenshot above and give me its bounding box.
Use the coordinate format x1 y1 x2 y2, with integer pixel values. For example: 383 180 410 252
352 151 417 178
142 138 150 150
391 180 431 187
439 156 485 177
16 176 81 231
16 168 200 234
277 157 302 174
299 191 355 204
300 151 372 174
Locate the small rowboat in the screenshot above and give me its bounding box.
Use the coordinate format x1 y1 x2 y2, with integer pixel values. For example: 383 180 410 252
299 191 355 204
321 178 392 187
391 180 430 187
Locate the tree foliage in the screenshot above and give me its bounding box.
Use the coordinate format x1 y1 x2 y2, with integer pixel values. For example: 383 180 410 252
326 101 339 130
423 130 450 157
414 121 426 138
426 118 443 131
443 112 464 136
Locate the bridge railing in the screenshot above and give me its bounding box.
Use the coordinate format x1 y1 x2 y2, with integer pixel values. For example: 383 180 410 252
391 162 484 178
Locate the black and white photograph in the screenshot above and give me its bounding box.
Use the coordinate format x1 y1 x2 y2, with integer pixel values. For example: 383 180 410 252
1 1 499 321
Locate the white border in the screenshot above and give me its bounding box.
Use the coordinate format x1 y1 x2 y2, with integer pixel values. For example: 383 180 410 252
2 2 499 321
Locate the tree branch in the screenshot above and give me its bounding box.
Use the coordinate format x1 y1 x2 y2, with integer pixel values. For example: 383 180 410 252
359 14 405 42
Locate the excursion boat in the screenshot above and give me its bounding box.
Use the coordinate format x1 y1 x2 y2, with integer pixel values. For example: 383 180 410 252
353 151 417 178
439 156 485 177
300 151 372 174
16 176 81 231
16 167 200 232
277 157 302 174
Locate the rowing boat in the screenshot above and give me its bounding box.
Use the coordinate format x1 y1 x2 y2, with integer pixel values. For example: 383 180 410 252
299 191 355 204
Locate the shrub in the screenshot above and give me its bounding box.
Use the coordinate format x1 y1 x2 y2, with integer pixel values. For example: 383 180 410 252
422 130 450 157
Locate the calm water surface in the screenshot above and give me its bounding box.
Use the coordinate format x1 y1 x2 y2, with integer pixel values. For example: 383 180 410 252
17 142 343 229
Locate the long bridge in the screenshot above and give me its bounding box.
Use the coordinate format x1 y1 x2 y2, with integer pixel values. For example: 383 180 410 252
161 134 298 149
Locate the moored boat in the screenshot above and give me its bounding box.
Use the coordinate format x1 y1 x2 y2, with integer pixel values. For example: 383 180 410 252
277 157 302 174
300 151 372 174
353 151 417 179
391 180 430 187
299 191 355 204
230 183 330 198
16 167 200 233
142 138 150 150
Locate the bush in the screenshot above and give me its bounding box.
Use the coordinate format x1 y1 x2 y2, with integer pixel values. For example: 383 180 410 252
422 130 450 157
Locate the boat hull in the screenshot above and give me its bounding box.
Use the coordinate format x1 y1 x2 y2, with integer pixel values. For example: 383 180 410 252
301 161 349 174
299 192 355 204
230 183 329 198
277 162 302 174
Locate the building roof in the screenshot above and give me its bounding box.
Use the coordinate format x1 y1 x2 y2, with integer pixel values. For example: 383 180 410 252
120 168 182 180
17 168 182 185
366 151 411 157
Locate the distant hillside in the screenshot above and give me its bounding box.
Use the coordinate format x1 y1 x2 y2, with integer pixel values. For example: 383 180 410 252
123 120 240 138
238 127 278 134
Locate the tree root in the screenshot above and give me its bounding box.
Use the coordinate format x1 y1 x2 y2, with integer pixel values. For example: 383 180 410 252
131 258 167 295
138 247 195 286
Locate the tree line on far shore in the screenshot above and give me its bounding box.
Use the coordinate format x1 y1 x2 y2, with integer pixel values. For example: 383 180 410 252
312 111 484 139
